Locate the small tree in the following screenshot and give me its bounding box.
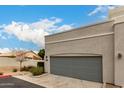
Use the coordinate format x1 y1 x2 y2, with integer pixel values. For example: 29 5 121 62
38 49 45 60
16 51 25 71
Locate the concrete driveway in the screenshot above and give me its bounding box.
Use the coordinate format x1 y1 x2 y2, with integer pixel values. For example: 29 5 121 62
14 73 104 88
0 76 44 88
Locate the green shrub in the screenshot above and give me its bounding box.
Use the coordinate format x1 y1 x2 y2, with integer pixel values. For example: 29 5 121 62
0 72 3 75
27 66 35 70
29 67 44 76
8 55 16 58
37 62 44 67
12 68 17 72
21 66 28 71
21 66 35 71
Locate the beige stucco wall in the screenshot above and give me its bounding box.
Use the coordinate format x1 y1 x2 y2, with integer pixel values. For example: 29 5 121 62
46 21 114 43
109 6 124 19
45 21 114 84
114 22 124 86
109 6 124 24
45 6 124 86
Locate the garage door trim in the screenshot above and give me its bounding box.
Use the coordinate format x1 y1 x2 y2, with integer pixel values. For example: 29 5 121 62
50 56 103 82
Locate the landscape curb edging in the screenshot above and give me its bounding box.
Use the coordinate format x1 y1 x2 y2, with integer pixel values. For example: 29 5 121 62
0 75 12 78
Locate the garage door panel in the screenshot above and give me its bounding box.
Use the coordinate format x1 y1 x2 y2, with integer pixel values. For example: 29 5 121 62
51 68 73 77
50 56 102 82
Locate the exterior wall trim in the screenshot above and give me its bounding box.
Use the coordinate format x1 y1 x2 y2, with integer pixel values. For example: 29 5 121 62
50 53 102 56
46 32 114 44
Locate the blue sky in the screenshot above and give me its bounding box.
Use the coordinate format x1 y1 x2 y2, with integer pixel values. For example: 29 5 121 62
0 5 117 53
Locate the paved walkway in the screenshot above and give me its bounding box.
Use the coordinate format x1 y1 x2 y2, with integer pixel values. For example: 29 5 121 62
14 73 103 88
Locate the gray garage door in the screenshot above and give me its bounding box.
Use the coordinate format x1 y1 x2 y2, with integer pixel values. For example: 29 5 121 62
50 56 102 82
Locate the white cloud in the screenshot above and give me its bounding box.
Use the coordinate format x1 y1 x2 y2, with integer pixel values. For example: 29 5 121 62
1 36 7 40
57 24 74 32
0 47 37 53
4 22 46 47
88 6 103 16
100 15 107 19
33 50 38 54
31 17 62 30
0 48 11 53
13 47 28 51
2 17 73 48
0 33 7 40
0 24 6 29
88 5 118 16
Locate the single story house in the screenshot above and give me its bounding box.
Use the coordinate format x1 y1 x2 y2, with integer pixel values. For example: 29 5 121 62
45 6 124 86
0 51 16 58
16 51 42 60
0 50 41 60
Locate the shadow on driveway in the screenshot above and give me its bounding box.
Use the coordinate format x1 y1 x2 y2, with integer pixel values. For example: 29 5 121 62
0 77 45 88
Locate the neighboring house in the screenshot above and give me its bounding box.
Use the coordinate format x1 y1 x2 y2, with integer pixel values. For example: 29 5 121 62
0 51 41 60
0 52 16 58
0 51 38 69
16 51 42 60
45 6 124 86
24 51 42 60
